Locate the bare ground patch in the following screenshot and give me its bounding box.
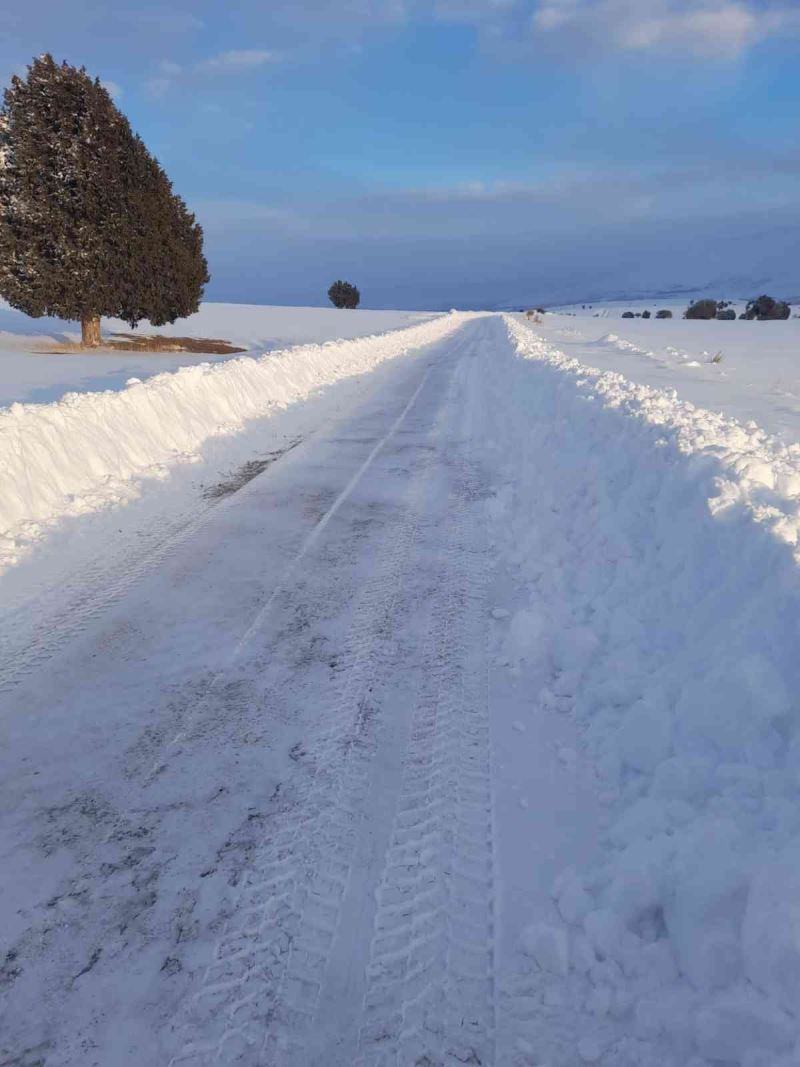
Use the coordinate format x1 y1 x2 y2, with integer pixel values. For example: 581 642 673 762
34 333 247 356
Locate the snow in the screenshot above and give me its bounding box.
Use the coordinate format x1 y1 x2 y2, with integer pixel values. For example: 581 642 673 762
0 308 465 571
521 922 571 976
5 308 800 1064
490 315 800 1064
537 300 800 444
0 299 436 407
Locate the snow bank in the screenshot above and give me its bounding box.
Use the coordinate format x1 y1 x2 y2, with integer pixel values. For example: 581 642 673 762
0 301 438 408
535 310 800 446
492 315 800 1064
0 312 471 571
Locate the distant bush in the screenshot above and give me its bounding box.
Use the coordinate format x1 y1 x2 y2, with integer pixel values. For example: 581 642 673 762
642 310 651 319
622 311 635 318
328 280 360 309
742 294 790 320
685 299 718 320
656 309 672 319
716 309 736 320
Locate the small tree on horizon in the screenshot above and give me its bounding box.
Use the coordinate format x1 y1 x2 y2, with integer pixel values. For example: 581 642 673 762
328 280 360 309
0 55 209 346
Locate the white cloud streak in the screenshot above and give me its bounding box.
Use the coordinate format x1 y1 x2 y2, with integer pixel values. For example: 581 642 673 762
144 49 277 97
429 0 800 60
197 49 276 72
527 0 800 59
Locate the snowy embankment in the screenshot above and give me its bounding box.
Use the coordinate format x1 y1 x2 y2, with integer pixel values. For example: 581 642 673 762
0 301 437 407
0 311 470 572
537 307 800 446
493 315 800 1065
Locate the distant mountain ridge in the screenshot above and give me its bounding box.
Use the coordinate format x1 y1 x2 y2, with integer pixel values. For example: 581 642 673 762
490 274 800 312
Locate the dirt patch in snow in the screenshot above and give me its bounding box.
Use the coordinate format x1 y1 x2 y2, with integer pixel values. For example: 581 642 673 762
35 333 247 355
201 438 302 499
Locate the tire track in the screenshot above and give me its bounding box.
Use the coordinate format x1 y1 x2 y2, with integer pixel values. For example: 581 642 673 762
166 345 462 1066
356 360 496 1066
168 540 417 1066
0 478 255 695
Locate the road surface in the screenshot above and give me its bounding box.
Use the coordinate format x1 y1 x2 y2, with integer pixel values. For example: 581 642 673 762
0 317 601 1066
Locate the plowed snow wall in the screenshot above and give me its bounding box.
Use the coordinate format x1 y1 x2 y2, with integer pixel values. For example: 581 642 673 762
0 313 478 570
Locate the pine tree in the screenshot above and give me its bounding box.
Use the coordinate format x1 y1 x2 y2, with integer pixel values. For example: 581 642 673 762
328 280 360 309
0 55 209 346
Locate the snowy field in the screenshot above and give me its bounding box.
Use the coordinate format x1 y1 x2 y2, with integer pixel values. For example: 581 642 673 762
542 298 800 442
4 306 800 1064
0 300 435 407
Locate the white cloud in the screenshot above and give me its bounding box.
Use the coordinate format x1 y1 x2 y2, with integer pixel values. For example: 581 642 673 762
143 49 276 97
529 0 800 59
197 49 277 72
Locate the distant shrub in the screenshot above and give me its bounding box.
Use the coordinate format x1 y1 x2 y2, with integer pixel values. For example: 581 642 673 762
535 307 546 314
656 309 672 319
642 310 651 319
622 311 635 318
328 280 360 309
742 294 790 320
716 308 736 320
685 299 718 320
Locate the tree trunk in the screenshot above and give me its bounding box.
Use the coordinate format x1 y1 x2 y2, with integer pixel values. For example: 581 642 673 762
81 314 102 347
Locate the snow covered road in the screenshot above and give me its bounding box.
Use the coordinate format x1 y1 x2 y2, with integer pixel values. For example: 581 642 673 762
2 317 504 1066
4 314 800 1066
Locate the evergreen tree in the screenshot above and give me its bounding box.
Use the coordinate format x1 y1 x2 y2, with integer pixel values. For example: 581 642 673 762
0 55 208 346
328 280 360 309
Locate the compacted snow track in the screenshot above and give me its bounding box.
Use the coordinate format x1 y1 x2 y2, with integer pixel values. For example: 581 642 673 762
1 317 502 1067
166 326 496 1067
6 314 800 1066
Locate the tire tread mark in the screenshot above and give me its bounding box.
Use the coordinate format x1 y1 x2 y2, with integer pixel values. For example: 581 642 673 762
356 456 496 1067
168 374 441 1067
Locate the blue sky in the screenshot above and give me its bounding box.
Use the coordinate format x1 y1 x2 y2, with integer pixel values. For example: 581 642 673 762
2 1 800 308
